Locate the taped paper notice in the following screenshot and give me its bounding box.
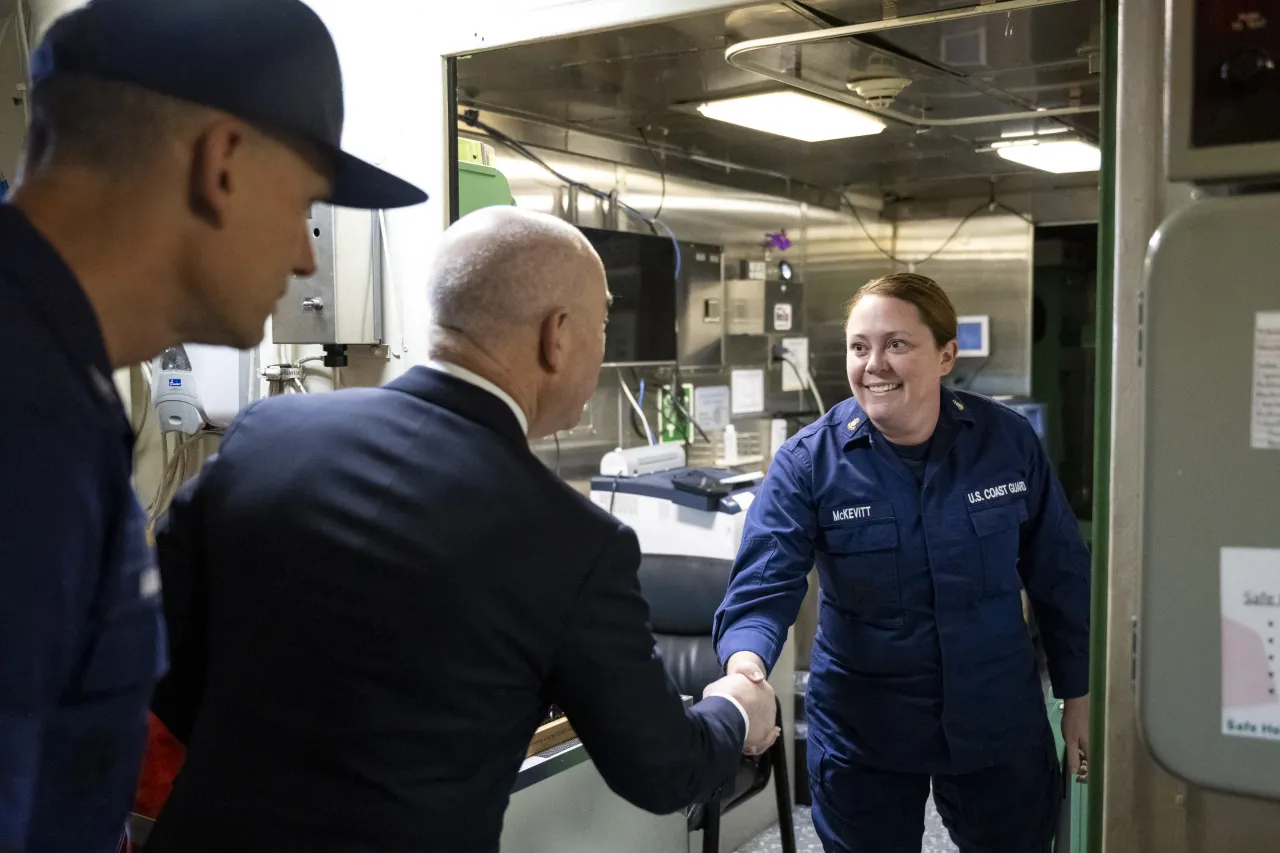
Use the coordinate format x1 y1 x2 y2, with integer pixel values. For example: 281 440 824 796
1222 547 1280 741
731 369 765 415
693 385 731 432
1252 312 1280 450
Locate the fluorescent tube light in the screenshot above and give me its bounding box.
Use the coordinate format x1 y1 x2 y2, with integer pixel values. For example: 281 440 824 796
995 139 1101 173
1000 125 1072 139
696 91 886 142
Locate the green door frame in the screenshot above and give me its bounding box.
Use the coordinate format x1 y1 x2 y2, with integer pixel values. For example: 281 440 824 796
1087 0 1119 849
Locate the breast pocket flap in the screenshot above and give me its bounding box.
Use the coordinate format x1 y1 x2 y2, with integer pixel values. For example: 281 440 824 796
968 501 1028 538
826 518 899 553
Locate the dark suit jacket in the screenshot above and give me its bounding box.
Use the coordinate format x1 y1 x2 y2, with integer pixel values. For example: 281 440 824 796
146 367 745 853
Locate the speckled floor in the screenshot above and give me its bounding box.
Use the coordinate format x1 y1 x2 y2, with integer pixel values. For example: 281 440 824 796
733 796 958 853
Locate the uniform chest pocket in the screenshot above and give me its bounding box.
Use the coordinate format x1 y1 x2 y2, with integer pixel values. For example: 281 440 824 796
819 513 902 628
968 500 1028 598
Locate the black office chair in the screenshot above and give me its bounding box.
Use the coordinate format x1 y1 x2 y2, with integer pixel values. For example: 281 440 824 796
638 553 797 853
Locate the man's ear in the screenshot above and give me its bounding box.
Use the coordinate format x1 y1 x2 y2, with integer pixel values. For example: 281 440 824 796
188 117 251 226
939 340 959 377
539 309 571 373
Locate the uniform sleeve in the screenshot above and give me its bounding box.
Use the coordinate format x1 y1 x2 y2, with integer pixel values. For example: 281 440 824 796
0 413 99 847
544 524 745 815
713 443 818 675
1019 426 1092 700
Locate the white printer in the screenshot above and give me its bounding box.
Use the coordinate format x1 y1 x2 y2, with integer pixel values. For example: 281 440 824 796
589 465 760 561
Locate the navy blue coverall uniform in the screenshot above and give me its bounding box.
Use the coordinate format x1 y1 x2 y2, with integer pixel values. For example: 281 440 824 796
0 205 167 852
714 388 1090 853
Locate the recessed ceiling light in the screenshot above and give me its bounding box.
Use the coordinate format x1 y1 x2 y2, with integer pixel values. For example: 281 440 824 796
695 91 886 142
995 139 1101 173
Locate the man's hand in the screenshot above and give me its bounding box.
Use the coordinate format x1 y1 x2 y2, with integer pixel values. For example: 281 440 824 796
722 651 776 754
703 672 779 756
1062 695 1089 783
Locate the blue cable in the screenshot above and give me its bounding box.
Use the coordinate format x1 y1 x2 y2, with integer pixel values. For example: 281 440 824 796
651 218 682 281
638 379 656 445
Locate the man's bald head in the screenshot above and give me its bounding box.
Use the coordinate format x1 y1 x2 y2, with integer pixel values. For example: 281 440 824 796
427 206 612 438
429 206 607 343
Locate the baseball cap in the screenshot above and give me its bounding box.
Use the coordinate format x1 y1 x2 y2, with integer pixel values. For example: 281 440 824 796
30 0 427 210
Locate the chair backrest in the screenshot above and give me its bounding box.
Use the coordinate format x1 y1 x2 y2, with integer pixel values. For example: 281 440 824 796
640 554 789 839
637 553 734 698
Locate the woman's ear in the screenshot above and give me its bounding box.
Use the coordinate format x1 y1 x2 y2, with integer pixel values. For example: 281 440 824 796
939 340 959 377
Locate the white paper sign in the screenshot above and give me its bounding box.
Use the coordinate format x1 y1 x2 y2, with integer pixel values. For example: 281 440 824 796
693 385 731 431
780 336 810 392
1221 547 1280 740
731 369 765 415
1252 312 1280 450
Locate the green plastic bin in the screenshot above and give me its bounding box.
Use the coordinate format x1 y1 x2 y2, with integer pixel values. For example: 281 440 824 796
457 159 513 218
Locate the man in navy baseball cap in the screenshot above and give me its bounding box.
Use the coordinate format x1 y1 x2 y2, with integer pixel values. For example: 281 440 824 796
32 0 428 211
0 2 426 851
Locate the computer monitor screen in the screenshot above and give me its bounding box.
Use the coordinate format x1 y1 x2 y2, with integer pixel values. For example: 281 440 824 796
578 226 678 365
956 315 990 357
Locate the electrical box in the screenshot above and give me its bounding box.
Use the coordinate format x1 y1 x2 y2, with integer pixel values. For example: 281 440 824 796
271 204 383 345
726 278 805 337
1166 0 1280 183
1141 193 1280 800
676 242 725 368
1139 0 1280 801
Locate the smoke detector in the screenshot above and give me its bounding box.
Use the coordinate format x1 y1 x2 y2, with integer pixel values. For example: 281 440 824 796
846 76 912 109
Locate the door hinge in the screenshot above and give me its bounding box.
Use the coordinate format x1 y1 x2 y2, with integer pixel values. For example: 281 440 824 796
1130 615 1139 687
1136 290 1145 368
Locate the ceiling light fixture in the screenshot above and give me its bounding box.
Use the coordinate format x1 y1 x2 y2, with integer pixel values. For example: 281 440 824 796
695 91 886 142
994 139 1101 173
1000 125 1071 139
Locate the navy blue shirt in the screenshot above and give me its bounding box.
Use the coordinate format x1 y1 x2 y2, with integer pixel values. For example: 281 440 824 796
714 388 1090 775
888 436 931 483
0 205 167 851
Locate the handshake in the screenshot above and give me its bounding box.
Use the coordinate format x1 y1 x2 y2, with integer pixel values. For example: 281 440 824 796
703 651 780 756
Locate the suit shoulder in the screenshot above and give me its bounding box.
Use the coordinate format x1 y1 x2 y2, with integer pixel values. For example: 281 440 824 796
222 387 391 437
243 386 386 419
522 460 627 540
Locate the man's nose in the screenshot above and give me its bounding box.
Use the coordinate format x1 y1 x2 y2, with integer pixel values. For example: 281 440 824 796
293 227 319 278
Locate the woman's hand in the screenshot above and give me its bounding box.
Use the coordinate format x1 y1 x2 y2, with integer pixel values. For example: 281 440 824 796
726 651 768 684
1062 695 1090 783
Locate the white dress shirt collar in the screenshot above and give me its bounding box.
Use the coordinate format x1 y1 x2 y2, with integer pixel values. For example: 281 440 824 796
425 361 529 436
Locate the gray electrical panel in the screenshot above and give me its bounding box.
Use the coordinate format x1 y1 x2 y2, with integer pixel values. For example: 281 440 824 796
1139 0 1280 800
1142 193 1280 800
725 278 805 337
676 241 725 368
272 204 383 345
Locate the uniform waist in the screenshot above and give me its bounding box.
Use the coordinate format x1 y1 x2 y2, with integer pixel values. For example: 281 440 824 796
815 601 942 679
